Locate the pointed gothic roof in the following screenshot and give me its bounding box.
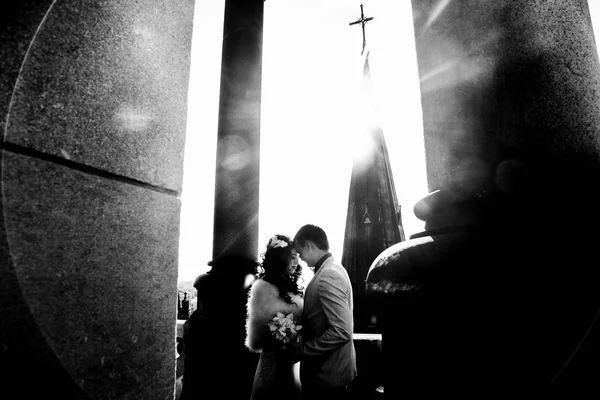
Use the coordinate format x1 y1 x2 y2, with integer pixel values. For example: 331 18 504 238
341 52 405 331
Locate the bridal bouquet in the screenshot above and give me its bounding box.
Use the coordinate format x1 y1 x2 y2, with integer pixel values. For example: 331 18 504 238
267 312 302 349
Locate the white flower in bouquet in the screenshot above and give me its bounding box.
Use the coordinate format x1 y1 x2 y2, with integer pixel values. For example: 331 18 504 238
267 312 302 348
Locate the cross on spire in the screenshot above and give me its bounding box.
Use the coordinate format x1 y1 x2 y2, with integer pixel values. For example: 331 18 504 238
349 4 374 55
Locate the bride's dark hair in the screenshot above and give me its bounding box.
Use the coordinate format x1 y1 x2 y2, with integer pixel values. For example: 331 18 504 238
256 234 304 304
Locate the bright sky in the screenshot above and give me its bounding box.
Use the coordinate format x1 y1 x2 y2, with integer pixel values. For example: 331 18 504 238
178 0 428 282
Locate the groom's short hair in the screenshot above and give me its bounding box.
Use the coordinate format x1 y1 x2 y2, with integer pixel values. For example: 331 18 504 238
294 224 330 251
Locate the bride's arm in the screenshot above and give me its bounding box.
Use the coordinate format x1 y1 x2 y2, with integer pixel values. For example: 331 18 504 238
246 281 304 352
245 279 277 352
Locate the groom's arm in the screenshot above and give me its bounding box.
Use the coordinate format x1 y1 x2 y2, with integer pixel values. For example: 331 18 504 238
301 269 353 356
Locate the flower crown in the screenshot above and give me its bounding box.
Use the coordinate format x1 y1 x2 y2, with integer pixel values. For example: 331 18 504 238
268 235 289 249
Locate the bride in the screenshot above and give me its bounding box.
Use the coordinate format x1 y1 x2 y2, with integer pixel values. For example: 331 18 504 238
246 234 305 400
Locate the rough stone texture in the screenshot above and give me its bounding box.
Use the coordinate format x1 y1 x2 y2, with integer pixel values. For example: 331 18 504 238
0 0 55 129
5 0 194 193
3 152 180 399
411 0 600 194
1 1 194 398
1 4 90 399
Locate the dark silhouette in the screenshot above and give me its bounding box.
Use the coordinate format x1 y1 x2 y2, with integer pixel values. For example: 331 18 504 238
179 255 260 400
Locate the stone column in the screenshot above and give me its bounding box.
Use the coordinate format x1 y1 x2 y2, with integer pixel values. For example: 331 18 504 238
212 0 264 261
411 0 600 196
1 0 194 398
367 0 600 396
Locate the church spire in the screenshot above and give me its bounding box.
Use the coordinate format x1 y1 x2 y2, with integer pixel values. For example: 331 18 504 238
342 19 405 332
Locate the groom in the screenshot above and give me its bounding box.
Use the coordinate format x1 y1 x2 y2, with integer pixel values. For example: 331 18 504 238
292 224 357 400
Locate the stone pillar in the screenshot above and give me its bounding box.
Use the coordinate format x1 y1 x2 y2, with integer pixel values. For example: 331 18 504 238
1 1 194 398
411 0 600 196
212 0 264 261
367 0 600 396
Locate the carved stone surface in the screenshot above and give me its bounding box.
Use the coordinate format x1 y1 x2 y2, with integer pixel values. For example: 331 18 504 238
411 0 600 194
0 0 55 128
5 0 194 193
1 0 194 398
3 152 181 399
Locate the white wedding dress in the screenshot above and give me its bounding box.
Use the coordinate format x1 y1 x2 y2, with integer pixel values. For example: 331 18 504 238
246 279 304 400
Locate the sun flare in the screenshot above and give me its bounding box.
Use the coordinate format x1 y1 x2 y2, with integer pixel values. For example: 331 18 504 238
179 0 427 281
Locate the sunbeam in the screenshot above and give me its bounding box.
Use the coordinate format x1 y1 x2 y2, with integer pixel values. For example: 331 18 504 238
423 0 452 32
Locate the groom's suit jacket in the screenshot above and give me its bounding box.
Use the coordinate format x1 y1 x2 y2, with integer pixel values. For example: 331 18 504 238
300 255 357 388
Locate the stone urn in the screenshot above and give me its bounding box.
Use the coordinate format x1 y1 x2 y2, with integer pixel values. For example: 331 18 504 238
366 167 600 396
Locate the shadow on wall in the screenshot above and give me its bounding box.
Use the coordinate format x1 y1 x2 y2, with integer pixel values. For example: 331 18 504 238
178 255 259 400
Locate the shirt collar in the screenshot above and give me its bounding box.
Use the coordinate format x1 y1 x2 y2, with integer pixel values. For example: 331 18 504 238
313 253 332 274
